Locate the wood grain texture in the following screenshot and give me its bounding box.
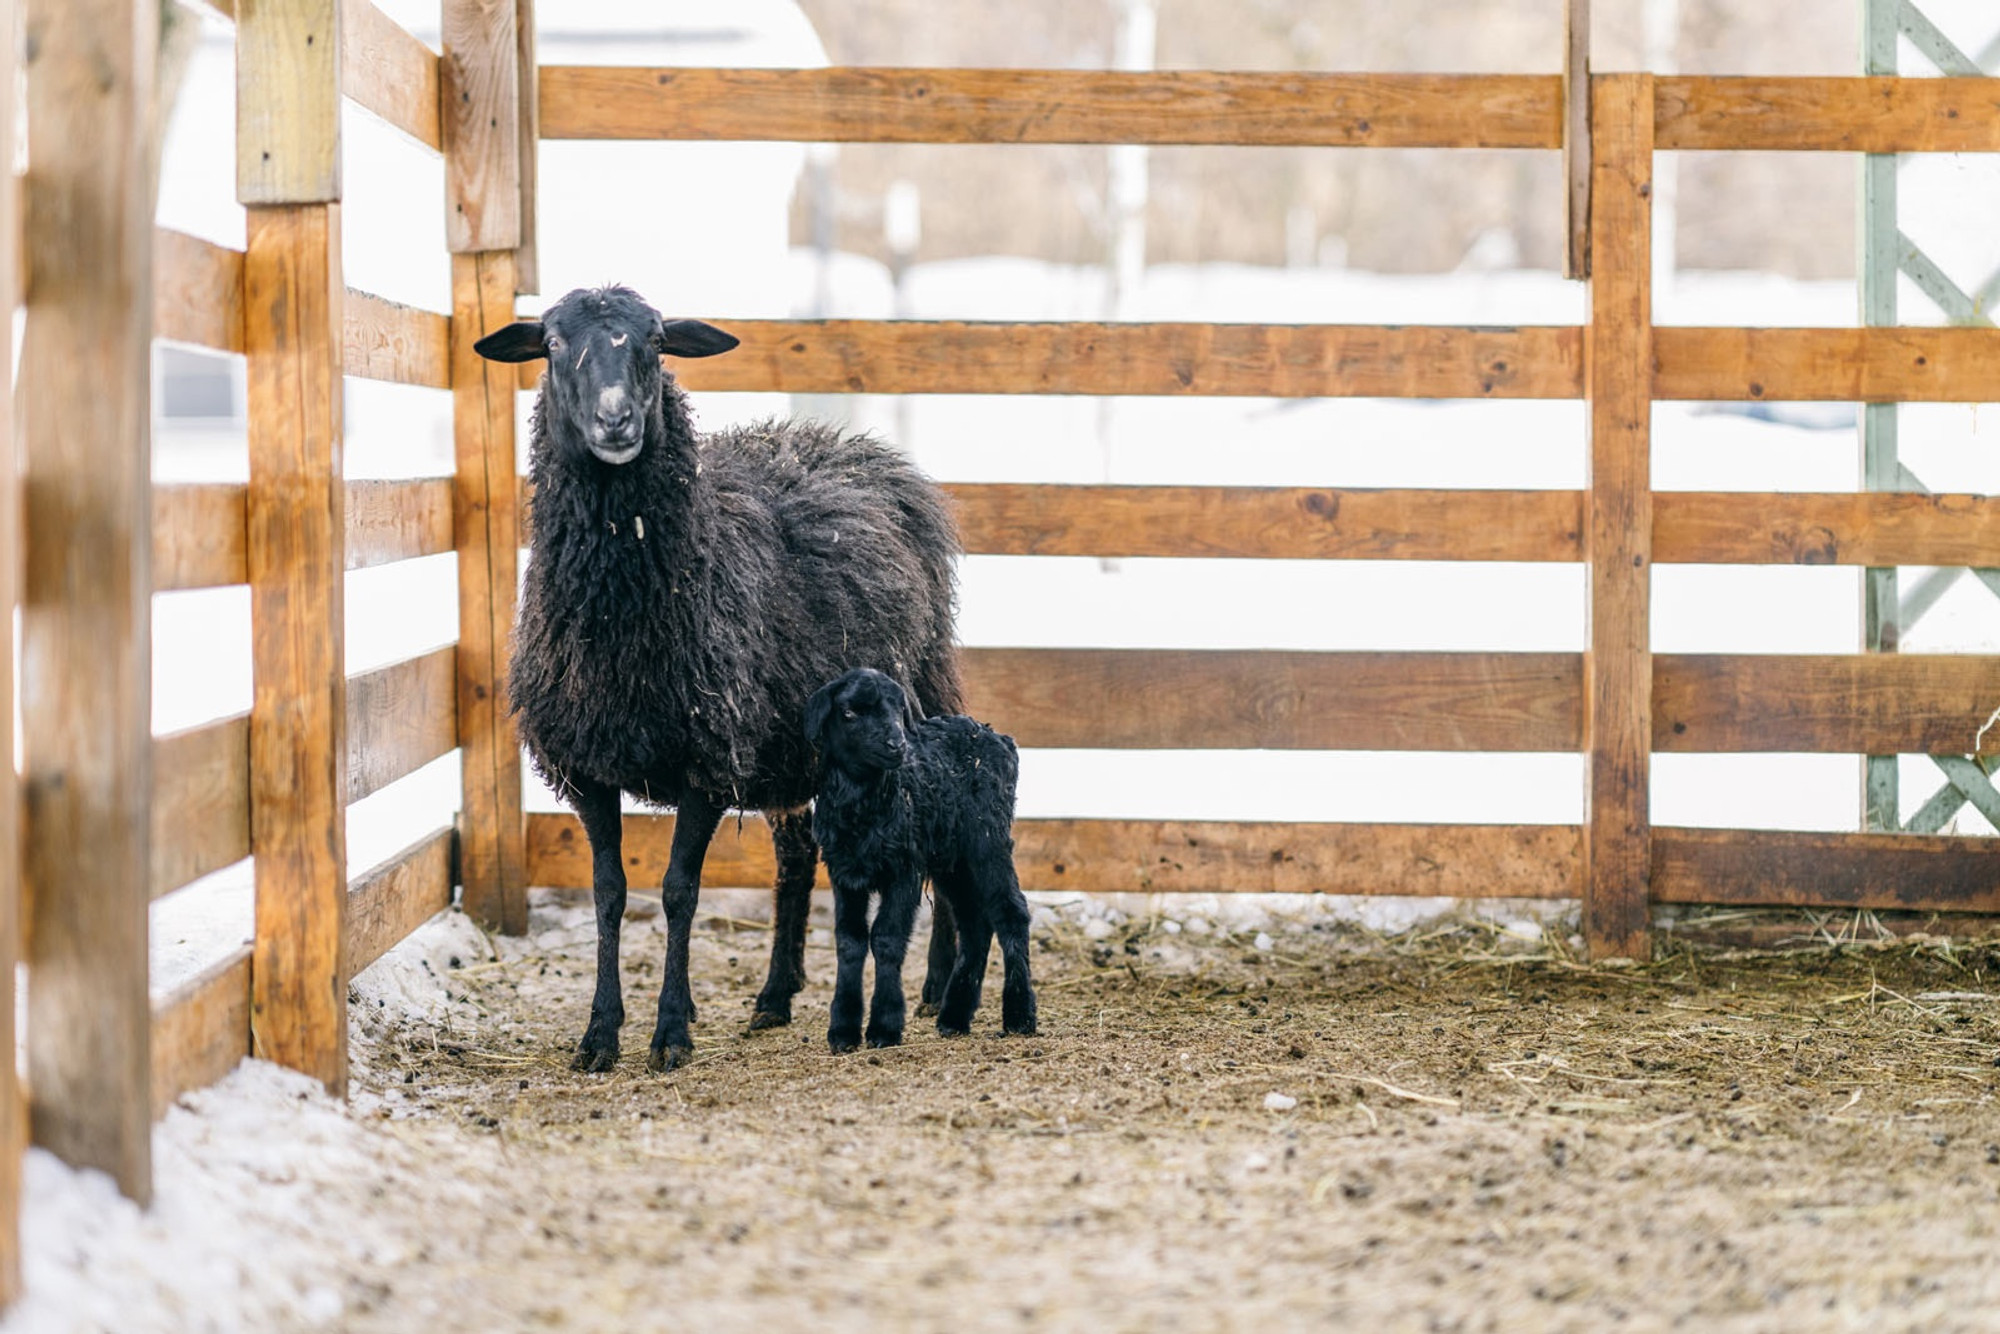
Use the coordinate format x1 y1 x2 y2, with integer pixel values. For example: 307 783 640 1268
153 228 244 351
512 0 537 292
946 484 1584 562
345 646 458 804
527 321 1585 399
154 478 453 589
21 0 156 1203
541 67 1563 149
441 0 520 251
1654 654 2000 756
525 812 1584 899
1653 491 2000 567
243 203 348 1094
342 0 441 151
1562 0 1590 279
1582 74 1653 961
149 947 252 1119
343 289 450 387
151 715 250 901
1655 76 2000 153
452 251 527 931
959 648 1582 751
1655 327 2000 403
0 0 19 1293
345 827 454 977
1652 828 2000 912
236 0 341 203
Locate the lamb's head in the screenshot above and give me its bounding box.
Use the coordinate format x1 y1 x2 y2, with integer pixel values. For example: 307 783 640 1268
806 669 923 778
472 285 738 466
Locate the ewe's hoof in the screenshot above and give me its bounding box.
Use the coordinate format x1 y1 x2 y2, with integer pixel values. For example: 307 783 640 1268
1003 1019 1038 1038
866 1033 903 1050
828 1033 861 1054
646 1044 693 1073
935 1020 970 1039
746 1007 791 1033
914 1000 940 1018
571 1038 619 1072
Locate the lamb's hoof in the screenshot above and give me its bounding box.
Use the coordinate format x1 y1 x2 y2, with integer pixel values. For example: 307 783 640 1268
746 1006 791 1033
1003 1018 1039 1038
914 1000 940 1018
828 1029 861 1054
646 1044 693 1073
571 1035 619 1072
935 1020 970 1039
865 1031 902 1050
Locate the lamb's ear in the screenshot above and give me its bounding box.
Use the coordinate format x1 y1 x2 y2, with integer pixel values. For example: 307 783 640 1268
893 679 922 730
656 319 739 359
472 321 549 363
803 680 840 751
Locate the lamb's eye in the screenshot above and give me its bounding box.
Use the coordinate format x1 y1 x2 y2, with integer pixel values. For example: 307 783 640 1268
842 708 855 719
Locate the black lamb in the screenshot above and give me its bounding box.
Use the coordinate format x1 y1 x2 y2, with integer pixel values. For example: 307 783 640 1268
805 668 1037 1051
474 286 964 1072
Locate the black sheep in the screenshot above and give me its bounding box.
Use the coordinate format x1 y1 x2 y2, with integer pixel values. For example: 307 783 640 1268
806 668 1037 1050
474 286 964 1072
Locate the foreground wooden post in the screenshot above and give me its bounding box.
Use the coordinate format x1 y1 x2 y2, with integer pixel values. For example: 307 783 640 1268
20 0 157 1200
1562 0 1591 279
239 0 349 1093
446 0 529 932
1582 73 1654 960
0 0 23 1295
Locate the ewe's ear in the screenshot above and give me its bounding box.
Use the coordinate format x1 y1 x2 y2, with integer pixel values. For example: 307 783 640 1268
473 321 549 363
803 680 840 751
656 319 739 359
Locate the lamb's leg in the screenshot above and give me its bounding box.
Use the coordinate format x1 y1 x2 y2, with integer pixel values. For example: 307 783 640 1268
935 884 993 1038
826 882 870 1053
750 809 815 1031
864 878 921 1049
647 790 724 1072
917 892 958 1017
990 867 1038 1037
570 778 627 1072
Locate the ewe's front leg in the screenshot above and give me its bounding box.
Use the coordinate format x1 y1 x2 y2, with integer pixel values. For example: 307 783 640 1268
827 884 871 1053
750 809 816 1031
648 791 724 1072
865 880 922 1049
570 778 628 1072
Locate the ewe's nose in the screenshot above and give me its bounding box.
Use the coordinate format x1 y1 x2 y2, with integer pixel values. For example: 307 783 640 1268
594 386 633 434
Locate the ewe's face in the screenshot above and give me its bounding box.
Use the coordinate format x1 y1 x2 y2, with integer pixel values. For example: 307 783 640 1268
808 670 913 776
470 286 739 467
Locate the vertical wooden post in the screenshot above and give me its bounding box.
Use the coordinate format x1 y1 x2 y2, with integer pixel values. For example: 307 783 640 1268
1582 73 1654 960
513 0 539 294
446 0 529 932
238 0 349 1093
19 0 157 1200
0 0 24 1298
1563 0 1592 280
1859 0 1900 831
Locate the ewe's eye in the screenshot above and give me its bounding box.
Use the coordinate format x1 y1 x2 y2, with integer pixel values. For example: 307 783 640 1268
842 708 855 719
546 335 564 353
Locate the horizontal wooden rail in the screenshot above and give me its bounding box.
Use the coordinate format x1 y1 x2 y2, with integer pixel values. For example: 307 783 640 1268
556 321 1583 399
1655 327 2000 402
150 946 252 1118
345 826 454 977
150 716 250 900
525 812 1585 898
154 478 454 591
1654 654 2000 756
345 646 458 804
153 229 448 385
1654 491 2000 567
344 0 443 151
1655 76 2000 153
960 648 1582 751
540 67 1563 149
1653 828 2000 912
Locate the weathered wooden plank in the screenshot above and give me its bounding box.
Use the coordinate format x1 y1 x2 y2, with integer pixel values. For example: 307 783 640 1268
452 251 528 932
541 68 1564 149
1652 828 2000 912
153 228 245 352
345 826 454 977
244 203 348 1094
345 646 458 804
342 0 442 151
22 0 156 1203
151 715 251 901
154 478 453 589
1655 327 2000 403
149 947 252 1119
0 0 20 1292
1654 491 2000 567
1654 653 2000 756
512 0 538 292
946 484 1584 562
526 811 1584 899
1582 73 1653 961
236 0 341 204
1562 0 1591 279
960 648 1582 752
527 321 1585 399
343 289 450 387
1655 76 2000 153
442 0 521 252
153 484 249 590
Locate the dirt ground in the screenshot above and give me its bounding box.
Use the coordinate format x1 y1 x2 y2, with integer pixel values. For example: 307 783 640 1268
342 900 2000 1333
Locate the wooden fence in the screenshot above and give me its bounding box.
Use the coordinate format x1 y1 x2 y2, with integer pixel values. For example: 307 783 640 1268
0 0 1997 1310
